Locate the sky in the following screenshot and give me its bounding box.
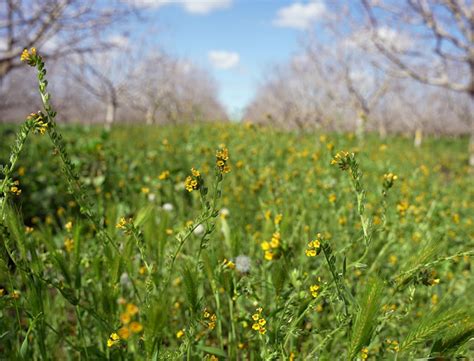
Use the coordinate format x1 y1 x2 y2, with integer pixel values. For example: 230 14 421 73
127 0 328 118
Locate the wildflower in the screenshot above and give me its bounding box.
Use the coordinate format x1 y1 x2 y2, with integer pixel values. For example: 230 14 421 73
176 329 185 339
331 151 353 170
141 187 150 194
264 250 274 261
25 226 34 234
328 193 337 203
309 284 320 298
270 232 280 248
129 321 143 333
162 203 174 212
107 332 120 348
20 47 37 66
274 213 283 225
305 234 322 257
383 172 398 189
219 207 230 218
118 326 130 339
360 347 369 359
166 228 173 235
64 238 74 253
193 224 205 235
158 170 170 180
120 312 131 325
27 112 48 134
235 255 251 273
126 303 139 316
397 200 409 216
385 339 400 352
185 168 201 192
216 147 231 174
10 180 21 196
65 221 73 232
11 290 21 299
251 307 267 335
116 217 127 229
223 258 235 269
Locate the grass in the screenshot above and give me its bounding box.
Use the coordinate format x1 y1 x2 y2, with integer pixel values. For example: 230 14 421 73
0 48 473 360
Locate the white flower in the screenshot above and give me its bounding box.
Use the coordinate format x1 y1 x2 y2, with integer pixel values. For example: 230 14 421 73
235 255 251 273
120 272 131 288
162 203 174 212
193 224 205 235
148 193 156 202
219 207 230 217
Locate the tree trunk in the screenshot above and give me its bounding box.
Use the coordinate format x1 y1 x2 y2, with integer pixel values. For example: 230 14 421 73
469 117 474 167
105 101 116 130
356 112 367 140
145 108 154 125
378 119 387 139
414 128 423 148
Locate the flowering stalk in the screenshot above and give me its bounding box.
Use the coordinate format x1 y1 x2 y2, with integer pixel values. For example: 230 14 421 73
21 48 118 250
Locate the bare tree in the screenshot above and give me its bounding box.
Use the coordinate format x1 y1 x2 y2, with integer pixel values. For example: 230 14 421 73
0 0 134 82
361 0 474 164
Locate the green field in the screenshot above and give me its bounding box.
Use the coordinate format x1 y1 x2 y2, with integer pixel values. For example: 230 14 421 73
1 122 473 360
0 49 473 360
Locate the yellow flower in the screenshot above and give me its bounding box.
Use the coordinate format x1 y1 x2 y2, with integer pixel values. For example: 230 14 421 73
331 151 353 170
130 321 143 333
328 193 336 203
20 47 37 65
107 332 120 348
191 167 200 177
176 329 185 339
264 251 274 261
261 241 270 251
305 235 321 257
310 284 320 298
65 221 73 232
126 303 139 316
116 217 127 229
252 323 261 331
216 147 231 174
158 170 170 180
118 326 130 339
120 312 131 325
361 347 369 359
274 213 283 225
64 238 74 253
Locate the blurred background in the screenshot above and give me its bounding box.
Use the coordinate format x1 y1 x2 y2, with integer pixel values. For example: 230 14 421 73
0 1 472 150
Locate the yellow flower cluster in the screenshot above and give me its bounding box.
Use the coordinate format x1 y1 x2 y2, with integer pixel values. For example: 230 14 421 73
10 180 21 196
385 339 400 352
223 258 235 269
309 284 320 298
261 232 281 261
360 347 369 359
203 308 217 330
383 172 398 189
117 303 143 340
20 47 37 66
216 147 231 174
185 168 201 192
107 332 120 348
305 234 322 257
64 238 74 253
116 217 128 230
251 307 267 335
330 150 353 170
158 170 170 180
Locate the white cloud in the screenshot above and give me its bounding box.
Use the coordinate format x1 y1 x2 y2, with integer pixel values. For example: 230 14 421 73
273 1 326 30
208 50 240 70
129 0 232 14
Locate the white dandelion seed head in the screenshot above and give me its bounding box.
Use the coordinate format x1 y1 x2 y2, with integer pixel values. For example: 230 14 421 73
193 224 205 235
235 255 251 273
220 207 230 217
162 203 174 212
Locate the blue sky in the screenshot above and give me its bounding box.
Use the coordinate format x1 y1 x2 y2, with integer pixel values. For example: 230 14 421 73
127 1 328 118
